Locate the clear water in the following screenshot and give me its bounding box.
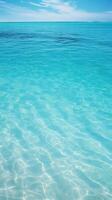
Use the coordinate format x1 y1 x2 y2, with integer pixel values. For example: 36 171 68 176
0 22 112 200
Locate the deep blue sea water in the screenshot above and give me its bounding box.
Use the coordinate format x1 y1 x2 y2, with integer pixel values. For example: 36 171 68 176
0 22 112 200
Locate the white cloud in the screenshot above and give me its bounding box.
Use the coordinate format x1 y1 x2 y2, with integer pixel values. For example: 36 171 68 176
28 0 112 21
0 0 112 22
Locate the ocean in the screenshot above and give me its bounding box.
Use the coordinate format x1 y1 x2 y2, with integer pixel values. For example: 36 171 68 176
0 22 112 200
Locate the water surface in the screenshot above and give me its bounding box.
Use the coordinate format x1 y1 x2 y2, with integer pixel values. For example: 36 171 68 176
0 22 112 200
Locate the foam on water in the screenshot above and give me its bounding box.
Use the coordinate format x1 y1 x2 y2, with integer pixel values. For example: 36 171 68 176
0 22 112 200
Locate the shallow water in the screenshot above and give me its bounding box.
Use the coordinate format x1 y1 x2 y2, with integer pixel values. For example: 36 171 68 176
0 22 112 200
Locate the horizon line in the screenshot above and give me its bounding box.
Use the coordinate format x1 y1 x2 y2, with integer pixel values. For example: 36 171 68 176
0 21 112 23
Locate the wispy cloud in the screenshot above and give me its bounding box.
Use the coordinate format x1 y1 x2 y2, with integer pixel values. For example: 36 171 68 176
0 0 112 22
30 0 75 13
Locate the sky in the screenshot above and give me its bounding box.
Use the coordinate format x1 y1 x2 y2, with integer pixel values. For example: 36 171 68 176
0 0 112 22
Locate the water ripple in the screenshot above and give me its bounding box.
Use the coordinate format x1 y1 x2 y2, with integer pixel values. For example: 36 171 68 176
0 22 112 200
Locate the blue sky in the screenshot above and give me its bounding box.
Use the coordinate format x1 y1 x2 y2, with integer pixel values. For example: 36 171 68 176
0 0 112 21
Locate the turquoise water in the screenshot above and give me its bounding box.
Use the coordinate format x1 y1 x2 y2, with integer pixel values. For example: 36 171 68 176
0 22 112 200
